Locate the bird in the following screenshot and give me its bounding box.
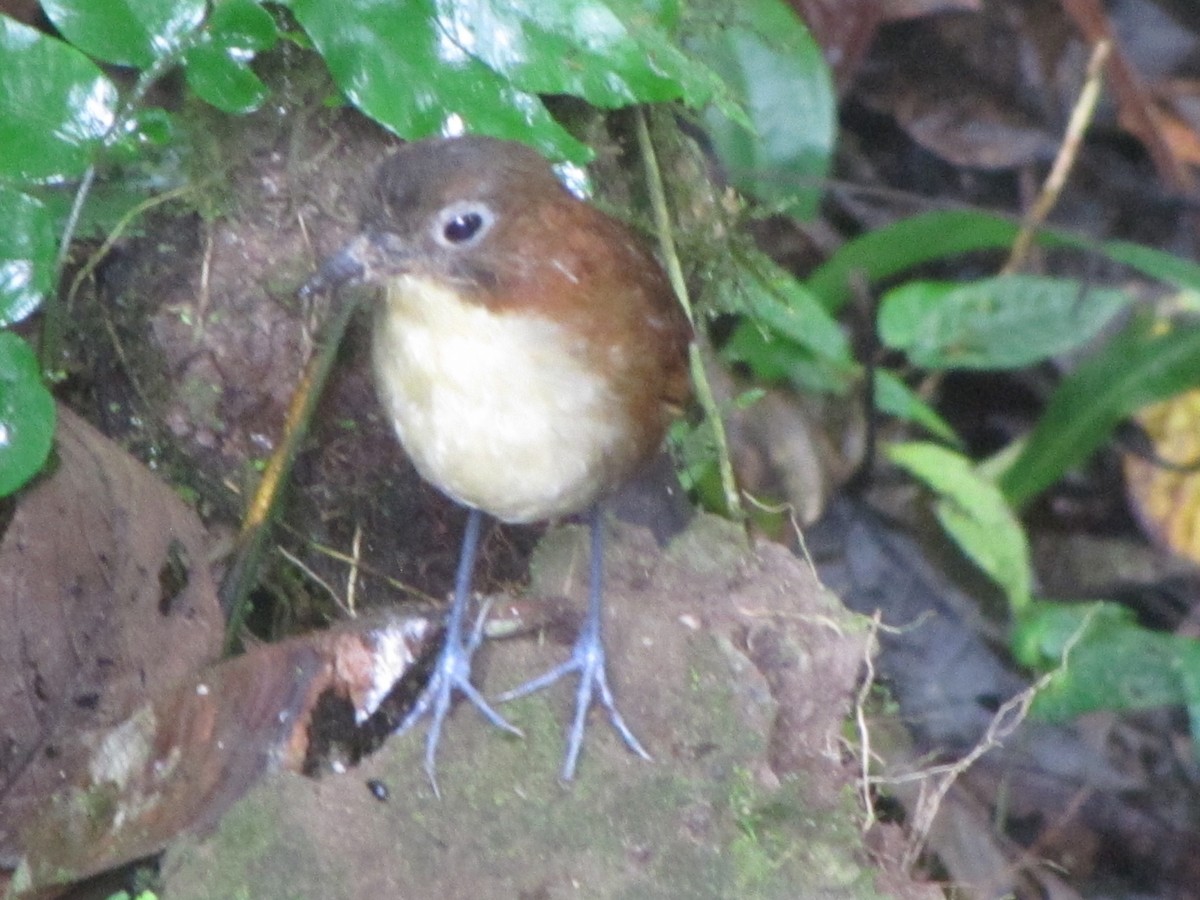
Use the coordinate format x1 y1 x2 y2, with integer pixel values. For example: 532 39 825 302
302 134 692 789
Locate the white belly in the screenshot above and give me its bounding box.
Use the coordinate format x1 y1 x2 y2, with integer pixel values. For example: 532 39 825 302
372 276 624 523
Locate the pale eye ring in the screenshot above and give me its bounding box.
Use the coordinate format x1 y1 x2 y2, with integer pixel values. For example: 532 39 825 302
434 201 495 248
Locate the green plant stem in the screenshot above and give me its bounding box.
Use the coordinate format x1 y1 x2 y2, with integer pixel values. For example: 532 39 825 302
220 290 363 651
634 108 743 522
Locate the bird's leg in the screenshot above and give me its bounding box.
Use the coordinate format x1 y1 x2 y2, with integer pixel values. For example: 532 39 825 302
396 507 522 795
497 505 651 780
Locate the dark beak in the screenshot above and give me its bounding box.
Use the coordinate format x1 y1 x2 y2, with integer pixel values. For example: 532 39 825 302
298 235 371 299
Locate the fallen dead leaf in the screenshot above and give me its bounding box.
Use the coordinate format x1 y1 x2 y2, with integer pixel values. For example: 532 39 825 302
0 406 223 868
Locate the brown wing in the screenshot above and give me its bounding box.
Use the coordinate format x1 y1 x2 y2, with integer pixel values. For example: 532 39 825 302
512 196 692 465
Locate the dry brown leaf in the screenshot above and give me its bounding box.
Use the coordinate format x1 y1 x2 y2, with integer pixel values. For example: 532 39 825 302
9 617 435 899
0 407 224 865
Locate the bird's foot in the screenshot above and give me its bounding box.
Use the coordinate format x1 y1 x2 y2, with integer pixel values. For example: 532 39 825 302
397 598 522 796
497 629 650 781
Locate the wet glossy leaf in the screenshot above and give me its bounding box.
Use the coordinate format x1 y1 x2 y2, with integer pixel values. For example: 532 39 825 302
879 275 1131 370
289 0 591 162
693 0 835 220
184 0 277 113
1000 321 1200 509
431 0 722 110
889 441 1032 611
0 186 55 325
0 332 55 497
0 18 116 181
40 0 206 68
207 0 278 51
184 43 269 114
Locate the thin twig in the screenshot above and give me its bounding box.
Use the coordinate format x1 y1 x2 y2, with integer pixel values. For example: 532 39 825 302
1004 40 1111 273
869 607 1097 870
277 545 353 617
855 612 883 833
346 522 363 616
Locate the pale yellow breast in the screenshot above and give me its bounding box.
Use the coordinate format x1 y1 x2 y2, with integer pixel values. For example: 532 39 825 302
371 275 626 523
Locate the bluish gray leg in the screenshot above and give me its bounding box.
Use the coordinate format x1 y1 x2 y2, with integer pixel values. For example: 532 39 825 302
396 507 522 795
498 505 651 780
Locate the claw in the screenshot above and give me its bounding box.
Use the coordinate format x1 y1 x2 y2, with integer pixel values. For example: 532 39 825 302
497 506 649 780
396 510 522 795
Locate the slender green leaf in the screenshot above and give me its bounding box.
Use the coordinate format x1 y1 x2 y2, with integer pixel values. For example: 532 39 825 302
874 371 956 442
722 325 853 394
0 332 54 496
720 251 856 396
880 275 1131 370
806 210 1020 312
999 320 1200 508
889 441 1032 611
1045 233 1200 292
806 209 1200 314
0 18 116 181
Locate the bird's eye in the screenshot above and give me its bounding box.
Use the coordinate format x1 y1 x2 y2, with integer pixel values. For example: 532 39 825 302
434 201 495 248
444 212 483 243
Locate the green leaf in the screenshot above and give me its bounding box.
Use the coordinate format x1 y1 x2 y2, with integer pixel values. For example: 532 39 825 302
804 210 1200 315
873 371 957 442
1045 232 1200 292
0 332 55 497
183 0 277 113
879 275 1131 370
184 43 269 114
432 0 722 111
999 320 1200 508
0 18 117 181
0 186 55 324
693 0 835 220
719 251 856 396
731 251 851 363
1013 601 1200 722
289 0 591 162
40 0 206 68
207 0 278 52
807 210 1021 313
889 441 1032 611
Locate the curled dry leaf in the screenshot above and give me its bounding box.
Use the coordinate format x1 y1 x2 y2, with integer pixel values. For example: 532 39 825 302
0 406 440 898
0 407 225 868
10 616 435 899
